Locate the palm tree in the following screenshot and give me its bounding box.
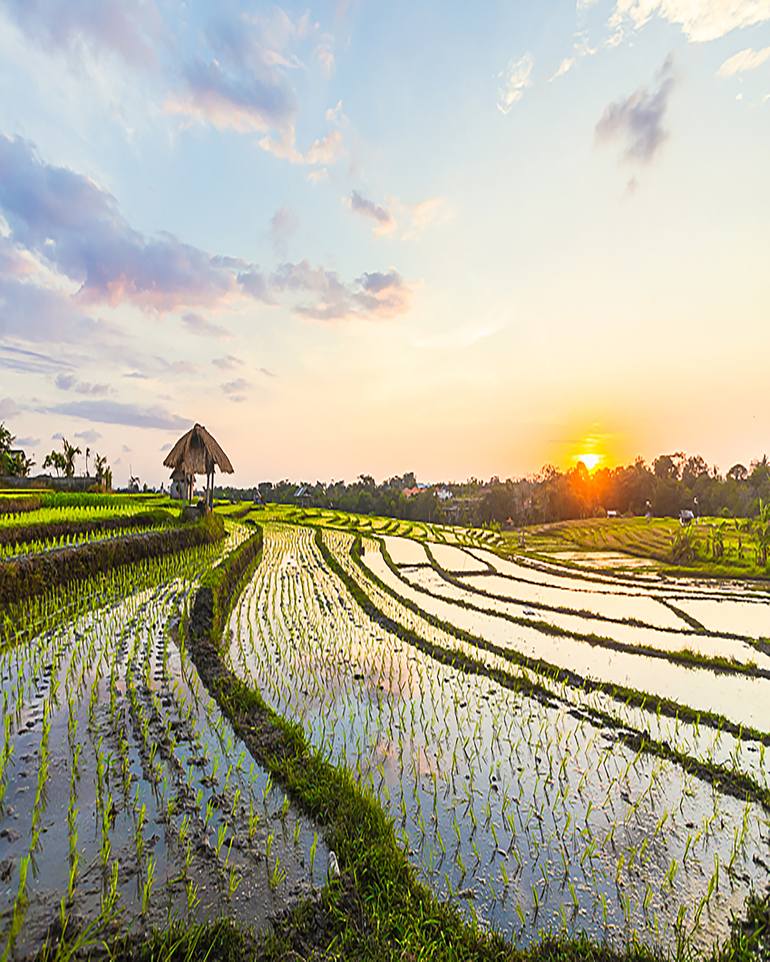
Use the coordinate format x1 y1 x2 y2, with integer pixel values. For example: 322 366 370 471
62 439 81 478
85 446 91 477
43 451 66 477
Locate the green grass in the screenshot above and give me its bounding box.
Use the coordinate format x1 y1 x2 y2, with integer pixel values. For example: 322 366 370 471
504 516 770 580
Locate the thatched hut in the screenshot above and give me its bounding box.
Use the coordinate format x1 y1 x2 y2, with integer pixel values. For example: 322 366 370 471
163 423 234 507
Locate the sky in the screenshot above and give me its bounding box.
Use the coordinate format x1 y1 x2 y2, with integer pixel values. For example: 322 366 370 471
0 0 768 487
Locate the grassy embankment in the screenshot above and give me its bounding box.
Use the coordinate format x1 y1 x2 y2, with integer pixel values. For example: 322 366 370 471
501 516 770 581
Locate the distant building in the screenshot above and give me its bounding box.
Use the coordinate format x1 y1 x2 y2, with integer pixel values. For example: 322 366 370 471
679 509 695 525
436 487 454 502
606 509 619 518
294 485 313 506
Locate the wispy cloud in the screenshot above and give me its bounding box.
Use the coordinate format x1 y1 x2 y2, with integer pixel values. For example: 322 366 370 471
270 206 299 255
54 373 111 395
596 56 677 166
0 397 20 419
272 262 412 322
45 399 188 430
497 53 534 113
0 343 72 374
608 0 770 43
181 312 231 339
348 190 396 235
0 134 407 323
1 0 162 66
75 429 102 444
549 57 576 81
718 46 770 77
212 355 243 371
221 377 250 402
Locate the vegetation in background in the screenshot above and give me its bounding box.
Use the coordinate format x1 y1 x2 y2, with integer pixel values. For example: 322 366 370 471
215 453 770 530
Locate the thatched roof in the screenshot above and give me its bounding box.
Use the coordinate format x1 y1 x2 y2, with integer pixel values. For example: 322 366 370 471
163 424 234 476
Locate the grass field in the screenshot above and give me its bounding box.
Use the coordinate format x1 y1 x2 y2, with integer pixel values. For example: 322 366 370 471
504 516 770 580
1 496 768 961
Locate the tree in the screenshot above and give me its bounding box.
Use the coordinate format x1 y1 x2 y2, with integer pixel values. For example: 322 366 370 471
0 422 33 476
654 453 683 481
727 463 748 482
62 439 81 478
92 454 113 492
682 455 709 487
43 450 67 477
85 446 91 476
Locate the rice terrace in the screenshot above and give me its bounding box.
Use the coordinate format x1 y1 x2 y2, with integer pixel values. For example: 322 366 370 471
2 1 770 959
1 424 769 961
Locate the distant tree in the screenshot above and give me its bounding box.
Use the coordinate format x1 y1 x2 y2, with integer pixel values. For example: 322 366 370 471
61 439 81 478
654 453 683 481
750 456 770 491
85 446 91 476
681 455 709 487
727 463 748 482
43 450 67 477
0 422 34 476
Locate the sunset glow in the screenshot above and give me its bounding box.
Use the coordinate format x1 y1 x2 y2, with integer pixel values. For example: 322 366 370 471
0 2 768 485
575 453 602 472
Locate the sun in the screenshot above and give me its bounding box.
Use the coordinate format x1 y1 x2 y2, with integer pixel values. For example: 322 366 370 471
575 452 602 471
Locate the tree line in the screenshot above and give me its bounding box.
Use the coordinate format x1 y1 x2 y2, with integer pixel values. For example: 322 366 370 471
0 424 113 490
214 454 770 528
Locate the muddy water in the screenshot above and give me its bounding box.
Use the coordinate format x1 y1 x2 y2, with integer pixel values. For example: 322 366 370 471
230 525 770 956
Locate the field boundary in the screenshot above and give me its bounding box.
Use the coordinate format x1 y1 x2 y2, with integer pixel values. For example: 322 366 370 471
0 512 225 607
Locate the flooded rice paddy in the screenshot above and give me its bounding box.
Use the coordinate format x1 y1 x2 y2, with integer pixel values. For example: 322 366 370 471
227 526 770 956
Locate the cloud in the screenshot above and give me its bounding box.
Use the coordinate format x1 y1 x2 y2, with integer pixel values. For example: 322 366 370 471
164 9 344 168
212 355 243 371
307 167 329 185
0 136 411 327
0 344 72 374
608 0 770 43
497 54 534 113
595 56 677 164
181 312 231 339
221 377 250 402
315 41 335 77
1 0 162 66
718 46 770 76
45 399 188 430
75 429 102 444
348 191 396 235
170 56 295 135
550 57 576 81
0 397 20 419
276 263 412 321
0 274 106 342
15 435 40 447
270 207 299 255
325 100 347 125
259 367 276 378
164 7 304 137
402 197 452 240
0 134 274 312
55 373 111 395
